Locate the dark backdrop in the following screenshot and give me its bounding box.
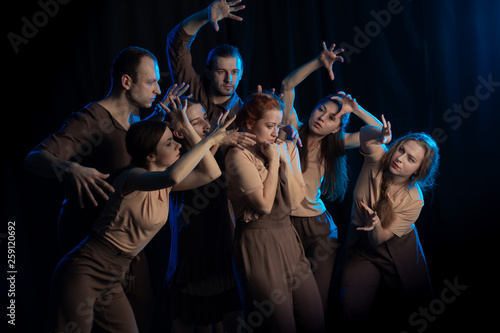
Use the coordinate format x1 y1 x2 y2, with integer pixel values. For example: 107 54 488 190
4 0 499 332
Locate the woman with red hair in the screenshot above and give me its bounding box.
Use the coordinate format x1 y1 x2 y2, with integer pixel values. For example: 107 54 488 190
225 92 325 332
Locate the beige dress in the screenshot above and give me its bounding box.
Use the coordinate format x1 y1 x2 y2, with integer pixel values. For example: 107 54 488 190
226 144 325 333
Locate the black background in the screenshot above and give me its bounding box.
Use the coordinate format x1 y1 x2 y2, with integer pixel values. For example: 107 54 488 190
4 0 500 332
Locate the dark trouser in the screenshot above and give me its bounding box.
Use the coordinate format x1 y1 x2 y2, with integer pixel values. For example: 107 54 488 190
336 229 430 332
58 205 154 333
233 219 325 333
49 235 140 333
290 211 338 312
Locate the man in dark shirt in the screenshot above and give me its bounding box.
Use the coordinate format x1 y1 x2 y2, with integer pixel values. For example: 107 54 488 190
166 0 246 126
24 46 161 332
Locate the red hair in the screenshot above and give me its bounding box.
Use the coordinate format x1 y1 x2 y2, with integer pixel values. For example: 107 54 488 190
235 92 283 130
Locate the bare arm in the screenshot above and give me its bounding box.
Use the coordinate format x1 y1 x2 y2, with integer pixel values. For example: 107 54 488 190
329 92 383 149
244 143 281 215
122 118 233 193
281 42 344 130
359 115 392 154
172 110 232 191
165 97 226 191
280 58 321 129
279 141 305 209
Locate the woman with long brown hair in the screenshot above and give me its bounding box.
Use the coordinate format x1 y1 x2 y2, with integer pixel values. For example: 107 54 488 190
337 108 439 330
280 42 383 313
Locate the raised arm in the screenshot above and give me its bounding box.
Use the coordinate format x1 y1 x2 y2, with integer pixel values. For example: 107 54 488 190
181 0 245 35
161 96 227 191
359 115 392 154
166 1 245 95
281 42 344 129
329 92 383 149
123 117 233 194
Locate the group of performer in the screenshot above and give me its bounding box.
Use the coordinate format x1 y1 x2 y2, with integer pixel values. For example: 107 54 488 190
25 1 440 332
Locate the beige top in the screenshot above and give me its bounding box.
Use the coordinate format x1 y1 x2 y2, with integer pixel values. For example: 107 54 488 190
291 144 327 217
352 143 424 237
92 170 170 256
226 141 304 223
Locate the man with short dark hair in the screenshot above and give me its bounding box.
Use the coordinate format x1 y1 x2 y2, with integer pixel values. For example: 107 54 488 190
25 46 161 332
166 0 246 125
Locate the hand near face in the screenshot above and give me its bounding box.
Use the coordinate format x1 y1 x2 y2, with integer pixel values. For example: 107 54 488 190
160 96 191 134
260 141 280 164
161 82 191 105
211 109 256 148
281 124 303 147
206 111 237 145
329 91 362 120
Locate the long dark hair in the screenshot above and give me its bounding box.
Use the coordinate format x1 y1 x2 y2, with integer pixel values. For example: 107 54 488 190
375 132 440 228
298 95 351 202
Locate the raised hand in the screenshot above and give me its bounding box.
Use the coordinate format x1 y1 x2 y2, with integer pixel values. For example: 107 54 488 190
379 114 392 144
161 82 191 104
318 41 344 80
219 130 256 149
329 91 362 120
208 0 246 31
356 201 380 231
206 111 237 145
139 83 191 122
160 96 191 134
281 124 303 147
256 84 284 99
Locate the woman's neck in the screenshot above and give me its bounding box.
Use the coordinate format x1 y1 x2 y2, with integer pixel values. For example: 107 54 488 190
307 133 324 150
386 172 410 195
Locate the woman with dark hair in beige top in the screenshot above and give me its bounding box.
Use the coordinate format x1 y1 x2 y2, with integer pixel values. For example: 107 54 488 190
225 91 325 332
48 97 234 333
281 43 383 316
336 106 440 331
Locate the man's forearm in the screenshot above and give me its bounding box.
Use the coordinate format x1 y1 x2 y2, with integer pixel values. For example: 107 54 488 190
24 150 72 180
